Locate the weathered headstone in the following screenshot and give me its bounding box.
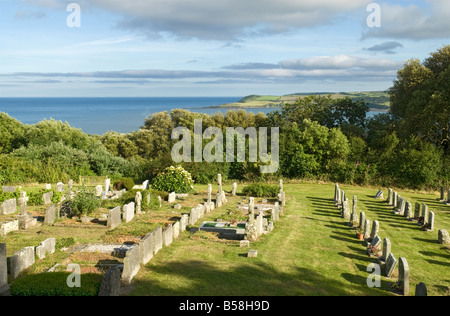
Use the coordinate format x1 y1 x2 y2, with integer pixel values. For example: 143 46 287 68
207 184 212 204
45 184 52 190
387 188 393 205
240 240 250 247
370 220 379 241
256 212 263 237
440 186 445 201
363 219 371 240
153 226 163 254
173 221 180 239
56 182 65 193
232 182 237 196
0 198 17 215
342 199 350 220
405 201 412 219
438 229 450 244
0 244 8 295
98 266 121 296
44 204 56 225
105 178 111 193
0 220 19 237
10 247 35 279
422 204 429 225
380 238 391 263
247 249 258 258
375 190 383 199
398 257 410 296
121 246 140 284
414 202 421 219
135 191 142 214
43 191 53 205
168 192 176 203
35 238 56 260
385 253 397 278
107 206 121 230
393 192 398 208
123 202 135 223
415 282 427 296
95 185 103 197
140 232 154 265
359 212 365 229
180 214 189 232
163 224 173 247
395 197 405 215
142 180 149 190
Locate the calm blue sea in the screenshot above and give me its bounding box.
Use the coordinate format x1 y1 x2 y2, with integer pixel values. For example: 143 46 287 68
0 97 381 135
0 97 277 135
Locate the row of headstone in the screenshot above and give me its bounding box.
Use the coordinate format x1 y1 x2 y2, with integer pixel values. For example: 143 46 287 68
0 238 56 286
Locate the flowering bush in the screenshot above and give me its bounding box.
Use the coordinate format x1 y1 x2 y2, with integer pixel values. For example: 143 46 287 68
152 166 194 194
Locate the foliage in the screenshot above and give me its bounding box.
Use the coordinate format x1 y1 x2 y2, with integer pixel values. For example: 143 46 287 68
113 178 135 191
152 166 194 193
10 272 102 296
66 186 101 217
242 183 279 197
0 188 20 203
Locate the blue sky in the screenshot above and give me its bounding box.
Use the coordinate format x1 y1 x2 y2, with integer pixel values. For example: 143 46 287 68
1 0 449 97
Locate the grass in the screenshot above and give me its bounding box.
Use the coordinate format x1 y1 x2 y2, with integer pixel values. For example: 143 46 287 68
2 182 449 296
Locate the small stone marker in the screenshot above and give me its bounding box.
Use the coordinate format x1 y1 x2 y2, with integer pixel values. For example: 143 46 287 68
44 204 56 225
247 249 258 258
438 229 450 244
0 199 17 215
240 240 250 247
385 253 397 278
43 191 53 205
232 182 237 196
168 192 176 203
95 185 103 197
56 182 65 193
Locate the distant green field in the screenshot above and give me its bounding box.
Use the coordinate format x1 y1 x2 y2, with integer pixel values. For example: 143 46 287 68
215 91 390 111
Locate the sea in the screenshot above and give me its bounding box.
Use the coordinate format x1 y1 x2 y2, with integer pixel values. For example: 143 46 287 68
0 97 382 135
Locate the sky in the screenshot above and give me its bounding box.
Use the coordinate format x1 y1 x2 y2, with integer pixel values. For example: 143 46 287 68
1 0 449 97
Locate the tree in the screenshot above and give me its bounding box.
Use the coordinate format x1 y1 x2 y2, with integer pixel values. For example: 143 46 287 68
0 113 26 154
389 45 450 151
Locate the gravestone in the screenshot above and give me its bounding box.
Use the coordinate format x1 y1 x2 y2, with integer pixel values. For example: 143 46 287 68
189 208 199 225
256 212 263 237
363 220 371 240
387 188 393 205
385 253 397 278
240 240 250 247
370 220 379 241
173 221 180 239
415 282 427 296
405 201 413 220
95 185 103 197
448 189 450 204
121 246 140 284
153 227 163 254
414 202 421 219
35 238 56 260
105 178 111 193
422 204 429 225
248 249 258 258
334 184 339 203
168 192 176 203
217 174 222 187
98 266 122 296
0 244 8 295
56 182 65 193
142 180 149 190
438 229 450 244
398 257 410 296
352 196 357 212
2 186 17 193
369 236 382 248
395 197 405 215
163 224 173 246
207 184 212 204
342 199 350 220
123 202 135 223
44 204 56 225
359 212 365 229
440 187 445 201
0 220 19 237
0 199 17 215
375 190 383 199
140 232 154 265
10 247 35 279
427 211 435 231
232 182 237 196
43 191 53 205
336 188 341 205
393 192 398 208
380 238 391 263
349 209 358 227
18 197 27 215
45 184 51 190
107 206 121 230
180 214 189 232
135 191 142 214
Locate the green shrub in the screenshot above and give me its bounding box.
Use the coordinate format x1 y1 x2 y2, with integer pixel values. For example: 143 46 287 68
0 188 20 203
242 183 278 197
152 166 194 193
113 178 135 191
10 272 102 296
66 186 101 217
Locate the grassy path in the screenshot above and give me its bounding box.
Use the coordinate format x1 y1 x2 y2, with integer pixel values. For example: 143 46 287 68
129 182 449 296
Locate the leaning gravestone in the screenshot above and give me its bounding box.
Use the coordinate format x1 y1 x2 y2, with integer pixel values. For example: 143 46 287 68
153 226 163 254
385 253 398 278
415 282 427 296
163 224 173 247
35 238 56 260
380 238 391 264
0 220 19 237
375 190 383 199
140 232 154 265
43 191 53 205
98 266 122 296
180 214 188 232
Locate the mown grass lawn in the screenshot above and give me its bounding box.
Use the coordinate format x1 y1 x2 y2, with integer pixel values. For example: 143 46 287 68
129 182 449 296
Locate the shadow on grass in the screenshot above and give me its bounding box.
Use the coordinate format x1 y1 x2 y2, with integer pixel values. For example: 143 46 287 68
131 259 385 296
